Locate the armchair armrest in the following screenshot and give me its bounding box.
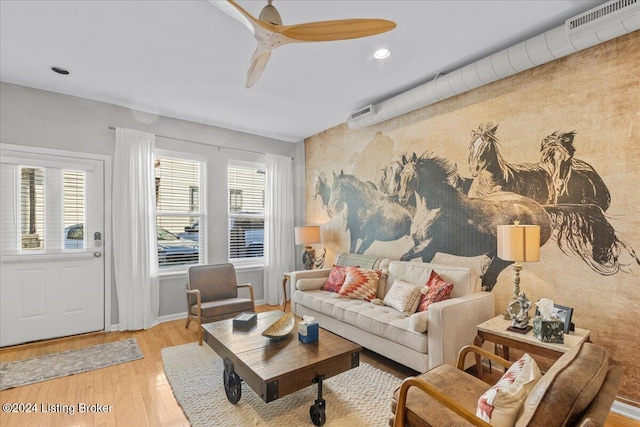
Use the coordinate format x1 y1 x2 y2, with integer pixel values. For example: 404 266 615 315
427 291 495 369
456 345 511 371
393 376 492 427
237 283 255 302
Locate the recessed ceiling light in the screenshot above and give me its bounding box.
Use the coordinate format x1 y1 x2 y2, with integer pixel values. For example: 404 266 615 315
373 48 391 60
50 66 70 75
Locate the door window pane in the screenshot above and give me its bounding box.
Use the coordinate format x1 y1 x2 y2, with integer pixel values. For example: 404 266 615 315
63 170 85 249
20 167 45 251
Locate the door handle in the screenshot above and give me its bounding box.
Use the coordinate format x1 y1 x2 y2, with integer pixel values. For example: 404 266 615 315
93 252 102 258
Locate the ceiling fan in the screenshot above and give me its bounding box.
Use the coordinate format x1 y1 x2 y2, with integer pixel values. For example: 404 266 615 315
210 0 396 88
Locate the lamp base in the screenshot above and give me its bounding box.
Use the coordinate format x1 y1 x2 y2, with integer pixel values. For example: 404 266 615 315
302 246 316 270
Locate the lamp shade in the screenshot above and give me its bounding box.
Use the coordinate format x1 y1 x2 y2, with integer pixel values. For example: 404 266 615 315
294 226 321 245
497 224 541 262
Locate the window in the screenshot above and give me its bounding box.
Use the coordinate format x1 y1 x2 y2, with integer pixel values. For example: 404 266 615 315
63 170 85 249
228 162 265 263
155 154 205 268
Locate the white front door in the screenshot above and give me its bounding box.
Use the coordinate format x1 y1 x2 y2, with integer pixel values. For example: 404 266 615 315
0 149 105 346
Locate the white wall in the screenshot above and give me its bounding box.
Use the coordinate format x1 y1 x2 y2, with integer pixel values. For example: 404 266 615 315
0 82 302 324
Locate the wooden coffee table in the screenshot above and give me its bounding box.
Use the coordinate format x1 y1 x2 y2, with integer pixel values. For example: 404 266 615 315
202 310 362 426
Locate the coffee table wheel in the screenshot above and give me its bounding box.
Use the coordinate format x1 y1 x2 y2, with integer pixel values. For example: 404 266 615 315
310 399 326 426
223 363 242 404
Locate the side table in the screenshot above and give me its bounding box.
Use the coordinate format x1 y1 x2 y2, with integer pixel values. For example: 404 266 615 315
282 273 291 312
474 315 591 377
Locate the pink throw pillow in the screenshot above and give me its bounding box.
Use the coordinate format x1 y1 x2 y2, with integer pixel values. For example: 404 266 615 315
337 267 381 302
322 265 350 293
417 270 454 312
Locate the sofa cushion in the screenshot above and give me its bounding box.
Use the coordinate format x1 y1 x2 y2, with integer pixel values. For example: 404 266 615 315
387 261 476 299
294 289 428 353
417 271 454 312
338 267 381 302
518 342 609 426
322 265 350 293
476 353 541 427
383 279 422 315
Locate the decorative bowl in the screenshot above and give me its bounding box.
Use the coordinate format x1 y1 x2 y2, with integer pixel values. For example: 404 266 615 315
262 312 295 340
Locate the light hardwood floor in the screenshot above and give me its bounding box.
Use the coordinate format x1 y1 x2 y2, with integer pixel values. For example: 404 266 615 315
0 305 636 427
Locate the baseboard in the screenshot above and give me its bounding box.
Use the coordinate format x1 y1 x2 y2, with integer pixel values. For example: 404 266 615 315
612 400 640 421
158 312 187 323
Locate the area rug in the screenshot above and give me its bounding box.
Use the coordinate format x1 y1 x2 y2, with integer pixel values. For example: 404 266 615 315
162 342 403 427
0 338 143 390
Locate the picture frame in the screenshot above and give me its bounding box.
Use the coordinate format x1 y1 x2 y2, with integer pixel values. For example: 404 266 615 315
535 303 573 334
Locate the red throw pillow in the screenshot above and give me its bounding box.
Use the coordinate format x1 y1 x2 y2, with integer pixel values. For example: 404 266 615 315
322 265 349 292
417 270 454 312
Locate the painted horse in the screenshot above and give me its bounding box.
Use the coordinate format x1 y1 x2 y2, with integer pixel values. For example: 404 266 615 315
399 152 639 288
467 122 556 205
397 152 552 289
540 131 611 211
312 170 332 214
328 171 412 254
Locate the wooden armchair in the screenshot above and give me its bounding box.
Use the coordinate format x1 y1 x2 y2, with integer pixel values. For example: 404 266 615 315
185 263 255 345
391 342 621 427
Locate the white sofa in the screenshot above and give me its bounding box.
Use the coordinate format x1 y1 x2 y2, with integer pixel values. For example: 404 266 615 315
290 253 495 373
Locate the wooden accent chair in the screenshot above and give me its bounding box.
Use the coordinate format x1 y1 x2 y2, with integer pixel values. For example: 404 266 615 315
185 263 255 345
391 342 621 427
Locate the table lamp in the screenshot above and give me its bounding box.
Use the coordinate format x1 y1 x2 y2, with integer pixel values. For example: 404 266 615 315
295 226 322 270
497 222 541 332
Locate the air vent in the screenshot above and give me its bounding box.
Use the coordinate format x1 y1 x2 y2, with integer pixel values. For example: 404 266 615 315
349 105 375 121
567 0 639 37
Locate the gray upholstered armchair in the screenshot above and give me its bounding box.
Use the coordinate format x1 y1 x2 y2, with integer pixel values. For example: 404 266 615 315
185 263 255 345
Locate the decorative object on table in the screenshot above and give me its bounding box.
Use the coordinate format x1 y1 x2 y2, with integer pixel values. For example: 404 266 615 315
533 299 564 343
232 312 257 330
535 301 574 334
294 225 325 270
261 312 295 340
298 315 319 344
497 222 541 332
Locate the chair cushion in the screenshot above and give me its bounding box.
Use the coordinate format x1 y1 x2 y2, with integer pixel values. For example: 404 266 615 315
383 279 422 315
391 364 488 427
518 342 609 426
192 297 254 322
338 267 381 301
476 353 541 427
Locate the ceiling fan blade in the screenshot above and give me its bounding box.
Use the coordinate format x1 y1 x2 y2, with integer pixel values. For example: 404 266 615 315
277 18 396 42
245 47 272 88
209 0 275 35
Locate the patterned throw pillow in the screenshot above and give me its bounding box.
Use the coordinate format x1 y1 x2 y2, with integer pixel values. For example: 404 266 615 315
476 353 542 427
322 265 350 293
338 267 381 301
417 270 454 312
383 279 422 315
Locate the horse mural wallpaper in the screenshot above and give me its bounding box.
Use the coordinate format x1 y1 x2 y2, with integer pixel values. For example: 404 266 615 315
305 32 640 402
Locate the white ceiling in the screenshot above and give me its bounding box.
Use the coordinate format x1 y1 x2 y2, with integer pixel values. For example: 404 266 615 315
0 0 604 143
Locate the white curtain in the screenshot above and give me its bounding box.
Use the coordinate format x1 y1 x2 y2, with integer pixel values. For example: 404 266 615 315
113 128 159 330
263 154 295 306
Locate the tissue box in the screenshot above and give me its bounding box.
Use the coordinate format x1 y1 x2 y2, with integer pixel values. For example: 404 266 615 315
533 316 564 343
233 312 257 330
298 321 319 344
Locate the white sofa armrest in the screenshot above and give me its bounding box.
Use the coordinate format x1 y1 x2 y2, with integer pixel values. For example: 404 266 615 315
289 268 332 313
427 291 495 369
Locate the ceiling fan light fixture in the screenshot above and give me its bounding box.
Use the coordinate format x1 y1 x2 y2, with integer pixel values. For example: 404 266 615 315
374 48 391 60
